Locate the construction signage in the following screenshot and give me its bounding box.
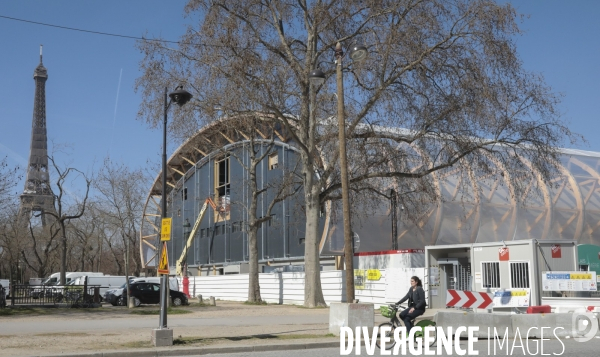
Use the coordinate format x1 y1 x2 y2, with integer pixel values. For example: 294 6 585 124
492 289 530 307
161 218 172 241
354 269 366 290
445 289 493 309
542 271 597 291
158 242 169 275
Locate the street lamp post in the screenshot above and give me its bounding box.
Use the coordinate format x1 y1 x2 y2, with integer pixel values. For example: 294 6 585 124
390 189 398 250
156 86 192 345
309 42 367 303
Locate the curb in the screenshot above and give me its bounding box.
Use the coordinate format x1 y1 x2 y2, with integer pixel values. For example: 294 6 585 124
36 340 340 357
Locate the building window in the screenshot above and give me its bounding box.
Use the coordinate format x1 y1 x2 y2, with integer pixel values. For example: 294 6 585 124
214 155 230 221
215 156 230 197
268 152 278 170
510 262 530 289
481 262 500 289
182 188 188 201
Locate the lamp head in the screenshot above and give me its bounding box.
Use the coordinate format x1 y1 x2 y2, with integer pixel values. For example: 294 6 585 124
168 87 193 106
309 69 326 85
349 45 368 63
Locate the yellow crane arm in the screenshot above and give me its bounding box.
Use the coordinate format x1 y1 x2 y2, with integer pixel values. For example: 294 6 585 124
176 198 217 276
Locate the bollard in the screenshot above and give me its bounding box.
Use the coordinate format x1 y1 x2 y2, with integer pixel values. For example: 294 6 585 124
209 296 216 306
197 294 203 304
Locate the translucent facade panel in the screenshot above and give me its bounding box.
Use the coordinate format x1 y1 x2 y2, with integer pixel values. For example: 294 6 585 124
436 166 478 245
325 151 600 251
144 122 600 268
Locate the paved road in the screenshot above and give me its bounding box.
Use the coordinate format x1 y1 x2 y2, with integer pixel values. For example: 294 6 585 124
183 339 600 357
0 313 330 335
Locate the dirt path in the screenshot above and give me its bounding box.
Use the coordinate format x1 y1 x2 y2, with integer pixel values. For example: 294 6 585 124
0 301 334 356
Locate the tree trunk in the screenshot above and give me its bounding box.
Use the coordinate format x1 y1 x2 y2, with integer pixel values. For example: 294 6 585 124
247 226 261 302
247 150 262 303
302 174 326 307
60 221 67 286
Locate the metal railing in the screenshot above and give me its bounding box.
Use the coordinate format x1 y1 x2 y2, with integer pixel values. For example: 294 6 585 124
10 285 101 308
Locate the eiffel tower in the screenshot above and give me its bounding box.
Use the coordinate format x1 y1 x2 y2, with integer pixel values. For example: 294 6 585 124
19 46 55 223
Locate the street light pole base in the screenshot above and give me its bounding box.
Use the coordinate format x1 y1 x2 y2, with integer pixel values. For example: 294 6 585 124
151 328 173 346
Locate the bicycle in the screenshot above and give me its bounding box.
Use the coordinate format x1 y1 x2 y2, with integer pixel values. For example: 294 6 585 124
376 304 436 350
54 289 82 305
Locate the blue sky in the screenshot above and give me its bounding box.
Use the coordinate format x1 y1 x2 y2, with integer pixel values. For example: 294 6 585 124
0 0 191 196
1 1 599 197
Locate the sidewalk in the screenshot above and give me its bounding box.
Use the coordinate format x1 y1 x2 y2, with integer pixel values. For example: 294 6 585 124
0 302 440 357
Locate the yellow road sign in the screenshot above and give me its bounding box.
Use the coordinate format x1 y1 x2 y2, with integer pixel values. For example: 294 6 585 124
161 218 172 241
367 269 381 281
158 242 169 275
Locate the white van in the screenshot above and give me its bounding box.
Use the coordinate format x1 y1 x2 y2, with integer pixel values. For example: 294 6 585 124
41 272 104 286
72 275 134 298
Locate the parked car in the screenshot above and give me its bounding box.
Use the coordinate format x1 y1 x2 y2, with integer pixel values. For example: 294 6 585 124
0 279 9 298
0 283 6 308
107 282 188 307
104 282 129 306
103 277 179 305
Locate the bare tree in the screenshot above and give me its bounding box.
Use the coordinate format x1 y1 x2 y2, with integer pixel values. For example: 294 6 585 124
0 157 20 208
20 218 61 279
71 209 100 272
1 205 62 281
136 0 580 306
94 159 148 277
226 117 302 303
44 156 91 286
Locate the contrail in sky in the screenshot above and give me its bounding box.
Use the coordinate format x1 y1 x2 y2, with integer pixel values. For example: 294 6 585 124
109 68 123 155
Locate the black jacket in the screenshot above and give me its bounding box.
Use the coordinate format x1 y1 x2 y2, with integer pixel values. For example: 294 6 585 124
397 286 426 310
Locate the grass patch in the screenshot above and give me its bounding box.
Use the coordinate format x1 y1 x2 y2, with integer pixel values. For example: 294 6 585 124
129 307 192 315
173 333 336 346
0 307 55 316
35 332 90 337
295 304 328 309
187 302 216 308
244 300 267 305
122 333 336 349
122 341 153 348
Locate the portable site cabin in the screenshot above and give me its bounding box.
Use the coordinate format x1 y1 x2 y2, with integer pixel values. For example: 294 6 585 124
425 239 578 309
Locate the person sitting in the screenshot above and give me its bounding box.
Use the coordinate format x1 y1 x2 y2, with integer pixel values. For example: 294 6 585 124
396 275 426 333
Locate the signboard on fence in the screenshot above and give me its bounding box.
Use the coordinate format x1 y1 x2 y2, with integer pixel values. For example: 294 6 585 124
354 269 365 290
542 271 597 291
492 289 530 307
367 269 381 281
